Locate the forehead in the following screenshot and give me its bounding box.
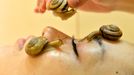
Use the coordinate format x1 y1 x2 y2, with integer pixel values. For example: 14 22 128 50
81 40 134 74
100 40 134 67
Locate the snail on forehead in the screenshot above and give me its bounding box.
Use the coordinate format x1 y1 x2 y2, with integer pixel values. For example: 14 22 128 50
46 0 76 20
81 25 123 41
100 25 122 40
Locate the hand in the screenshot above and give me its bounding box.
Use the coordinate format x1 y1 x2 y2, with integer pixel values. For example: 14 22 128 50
67 0 116 12
34 0 116 13
34 0 48 13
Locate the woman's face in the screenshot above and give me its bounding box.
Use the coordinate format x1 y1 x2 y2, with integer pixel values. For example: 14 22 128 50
0 26 134 75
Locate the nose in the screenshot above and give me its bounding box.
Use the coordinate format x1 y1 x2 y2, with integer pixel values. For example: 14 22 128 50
42 26 71 42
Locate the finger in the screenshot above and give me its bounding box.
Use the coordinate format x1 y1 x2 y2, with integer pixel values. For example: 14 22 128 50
67 0 80 8
34 0 47 13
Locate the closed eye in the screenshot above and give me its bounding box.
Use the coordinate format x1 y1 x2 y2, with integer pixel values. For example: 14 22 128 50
72 38 78 57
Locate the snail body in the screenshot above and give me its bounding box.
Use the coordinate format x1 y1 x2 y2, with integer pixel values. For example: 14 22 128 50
82 31 100 41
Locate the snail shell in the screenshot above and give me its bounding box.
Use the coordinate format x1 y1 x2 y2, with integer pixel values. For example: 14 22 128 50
47 0 76 20
25 36 48 56
48 0 63 9
47 0 68 12
99 25 122 40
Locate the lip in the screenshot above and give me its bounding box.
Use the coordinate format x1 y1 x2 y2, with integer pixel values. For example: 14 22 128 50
16 38 26 50
16 35 35 50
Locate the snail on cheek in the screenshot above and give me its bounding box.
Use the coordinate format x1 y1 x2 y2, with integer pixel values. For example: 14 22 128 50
25 36 63 56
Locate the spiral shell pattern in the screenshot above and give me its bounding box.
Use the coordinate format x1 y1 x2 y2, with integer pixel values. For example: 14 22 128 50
48 0 68 12
25 36 48 56
100 25 122 40
48 0 63 9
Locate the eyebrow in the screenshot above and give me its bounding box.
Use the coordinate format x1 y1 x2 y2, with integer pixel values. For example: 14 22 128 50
94 36 103 46
72 38 78 57
94 36 105 58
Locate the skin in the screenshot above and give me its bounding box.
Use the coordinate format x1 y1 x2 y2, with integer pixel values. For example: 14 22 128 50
0 26 134 75
67 0 134 12
35 0 134 13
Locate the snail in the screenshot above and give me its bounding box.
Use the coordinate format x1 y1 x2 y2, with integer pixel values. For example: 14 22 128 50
47 0 76 20
81 25 123 41
100 25 122 40
25 36 48 56
47 0 67 12
25 36 63 56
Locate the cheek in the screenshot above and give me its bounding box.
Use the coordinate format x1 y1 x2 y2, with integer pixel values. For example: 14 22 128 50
77 42 103 68
37 51 85 75
21 50 84 75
